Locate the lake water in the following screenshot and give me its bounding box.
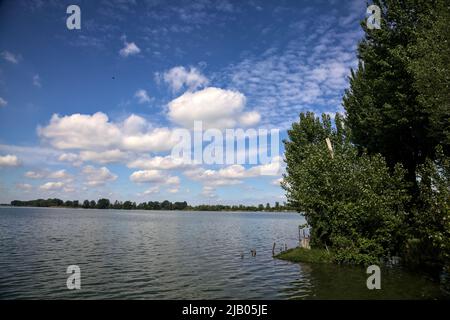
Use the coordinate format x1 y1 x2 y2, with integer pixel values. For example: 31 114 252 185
0 207 447 299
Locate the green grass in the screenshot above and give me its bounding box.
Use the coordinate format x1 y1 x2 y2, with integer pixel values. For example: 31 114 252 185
275 247 334 264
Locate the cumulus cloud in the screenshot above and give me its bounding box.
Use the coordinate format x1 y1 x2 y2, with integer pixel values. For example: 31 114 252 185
142 186 160 195
142 186 159 196
127 155 191 170
38 112 121 150
183 156 283 190
1 50 20 64
134 89 151 104
0 154 20 167
119 41 140 57
129 169 180 185
167 87 260 129
167 187 179 193
48 169 72 180
79 149 129 164
39 181 64 191
58 153 82 166
24 169 72 181
38 112 180 152
0 97 7 107
162 66 209 92
82 165 117 186
239 111 261 127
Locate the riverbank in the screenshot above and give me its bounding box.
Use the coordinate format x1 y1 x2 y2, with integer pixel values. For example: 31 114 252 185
275 247 333 264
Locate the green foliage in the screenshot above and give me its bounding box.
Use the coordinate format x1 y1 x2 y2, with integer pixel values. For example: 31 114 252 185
343 0 449 183
405 147 450 272
283 113 410 264
96 198 110 209
276 247 333 264
408 0 450 155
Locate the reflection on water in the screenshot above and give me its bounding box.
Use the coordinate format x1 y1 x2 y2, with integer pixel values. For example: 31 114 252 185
0 207 446 299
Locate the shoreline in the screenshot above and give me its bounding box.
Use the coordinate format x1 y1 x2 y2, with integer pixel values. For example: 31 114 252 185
0 205 298 213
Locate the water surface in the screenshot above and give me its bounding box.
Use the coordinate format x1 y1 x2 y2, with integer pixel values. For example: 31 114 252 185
0 207 446 299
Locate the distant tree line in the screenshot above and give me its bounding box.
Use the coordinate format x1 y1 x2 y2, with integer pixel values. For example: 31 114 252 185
9 198 291 212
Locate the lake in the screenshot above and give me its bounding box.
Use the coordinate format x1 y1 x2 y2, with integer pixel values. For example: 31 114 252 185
0 207 447 299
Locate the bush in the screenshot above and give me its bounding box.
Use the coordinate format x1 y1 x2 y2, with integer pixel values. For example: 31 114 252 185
406 146 450 274
283 113 410 264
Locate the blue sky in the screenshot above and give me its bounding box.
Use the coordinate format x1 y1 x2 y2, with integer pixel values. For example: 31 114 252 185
0 0 365 205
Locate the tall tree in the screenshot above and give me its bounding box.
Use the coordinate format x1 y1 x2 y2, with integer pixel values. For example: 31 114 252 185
343 0 449 184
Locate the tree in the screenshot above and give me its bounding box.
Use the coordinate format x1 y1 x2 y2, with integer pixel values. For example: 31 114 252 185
122 201 133 210
173 201 188 210
113 200 122 209
343 0 448 185
283 113 410 264
408 0 450 156
342 0 449 271
82 200 90 209
89 200 96 208
96 198 110 209
161 200 172 210
404 146 450 274
64 200 74 207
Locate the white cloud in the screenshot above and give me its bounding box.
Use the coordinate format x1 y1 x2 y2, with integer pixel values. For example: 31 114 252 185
184 167 242 187
48 169 72 180
183 156 283 190
163 66 209 92
166 176 180 185
33 74 41 87
168 87 260 129
82 165 117 186
239 111 261 127
38 112 180 152
38 112 121 150
119 41 140 57
226 26 360 128
1 51 20 64
129 169 179 185
24 169 72 180
79 149 129 164
271 177 283 186
134 89 151 104
168 187 179 193
246 156 284 176
58 153 82 166
143 186 160 195
127 155 190 170
121 127 180 152
0 144 61 167
0 97 7 107
39 181 64 191
0 154 20 167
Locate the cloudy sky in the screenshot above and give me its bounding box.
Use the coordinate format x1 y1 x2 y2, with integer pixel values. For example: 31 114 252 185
0 0 365 205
